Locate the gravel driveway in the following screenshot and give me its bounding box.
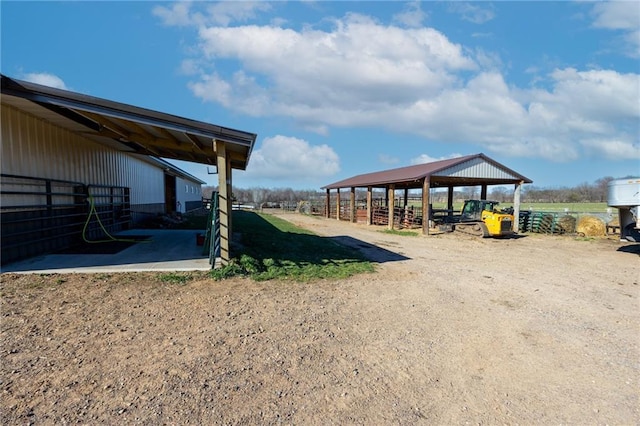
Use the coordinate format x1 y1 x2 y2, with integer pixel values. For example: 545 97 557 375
2 213 638 424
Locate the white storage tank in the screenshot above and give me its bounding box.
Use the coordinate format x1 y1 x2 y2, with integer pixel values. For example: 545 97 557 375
607 178 640 242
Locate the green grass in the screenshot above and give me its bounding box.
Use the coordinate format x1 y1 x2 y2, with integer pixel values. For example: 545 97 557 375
379 229 419 237
210 211 374 282
158 272 193 284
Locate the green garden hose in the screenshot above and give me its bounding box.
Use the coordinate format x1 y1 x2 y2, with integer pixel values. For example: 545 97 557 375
82 192 145 244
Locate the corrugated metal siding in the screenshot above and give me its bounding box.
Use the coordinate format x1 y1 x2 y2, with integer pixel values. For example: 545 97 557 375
1 104 164 207
433 157 517 180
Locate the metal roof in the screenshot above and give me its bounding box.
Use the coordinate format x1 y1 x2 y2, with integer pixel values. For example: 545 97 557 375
323 153 532 190
1 74 257 170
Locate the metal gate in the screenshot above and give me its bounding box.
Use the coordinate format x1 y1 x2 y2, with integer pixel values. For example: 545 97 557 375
201 191 220 268
1 174 131 265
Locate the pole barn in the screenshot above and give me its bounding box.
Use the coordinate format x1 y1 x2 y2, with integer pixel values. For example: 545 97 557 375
323 154 532 235
1 75 257 266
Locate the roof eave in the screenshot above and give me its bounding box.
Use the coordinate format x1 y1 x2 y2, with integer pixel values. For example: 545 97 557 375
1 74 258 169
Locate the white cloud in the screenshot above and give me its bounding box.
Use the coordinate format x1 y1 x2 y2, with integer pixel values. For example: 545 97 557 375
246 135 340 180
153 1 271 27
410 153 463 165
392 69 640 162
157 5 639 164
581 138 640 160
189 12 475 123
590 1 640 57
22 72 68 90
153 2 199 27
203 1 272 27
591 1 639 30
392 1 428 28
448 2 495 24
179 59 201 76
301 124 330 136
544 68 639 122
188 71 270 116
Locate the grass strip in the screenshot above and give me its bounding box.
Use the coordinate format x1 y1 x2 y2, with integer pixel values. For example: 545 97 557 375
379 229 419 237
210 211 374 281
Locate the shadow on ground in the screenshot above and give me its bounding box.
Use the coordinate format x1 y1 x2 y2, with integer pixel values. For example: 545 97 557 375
617 243 640 255
330 236 409 263
233 211 409 265
1 229 209 273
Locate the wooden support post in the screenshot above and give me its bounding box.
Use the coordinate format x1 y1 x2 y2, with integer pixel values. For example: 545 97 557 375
422 178 430 235
481 184 488 200
325 189 330 218
513 181 522 232
447 186 454 217
226 154 233 234
336 189 341 221
387 185 395 230
350 187 356 223
366 186 372 226
215 140 230 265
403 188 409 229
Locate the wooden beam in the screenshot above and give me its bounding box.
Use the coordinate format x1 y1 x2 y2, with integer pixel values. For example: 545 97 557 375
388 185 395 230
366 186 372 226
513 181 522 232
80 112 165 153
336 189 341 221
216 140 230 265
158 127 184 145
186 132 206 152
157 128 207 162
80 110 131 137
350 187 355 223
447 186 454 218
133 124 204 161
481 184 488 200
116 139 162 157
325 189 330 219
422 178 430 235
83 110 214 159
125 120 161 142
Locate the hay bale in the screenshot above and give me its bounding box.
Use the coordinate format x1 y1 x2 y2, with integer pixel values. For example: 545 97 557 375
576 216 606 237
557 215 577 234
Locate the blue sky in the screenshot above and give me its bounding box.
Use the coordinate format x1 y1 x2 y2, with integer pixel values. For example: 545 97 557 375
2 1 639 190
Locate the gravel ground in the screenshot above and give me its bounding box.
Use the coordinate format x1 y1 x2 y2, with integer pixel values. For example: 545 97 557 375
1 213 639 424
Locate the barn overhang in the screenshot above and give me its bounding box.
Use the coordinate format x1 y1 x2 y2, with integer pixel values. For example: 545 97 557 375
2 74 257 266
1 75 257 170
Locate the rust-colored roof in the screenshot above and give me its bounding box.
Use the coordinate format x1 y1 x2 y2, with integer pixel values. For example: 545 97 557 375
322 153 532 189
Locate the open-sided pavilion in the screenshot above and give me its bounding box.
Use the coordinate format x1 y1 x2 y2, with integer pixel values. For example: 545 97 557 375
322 153 533 234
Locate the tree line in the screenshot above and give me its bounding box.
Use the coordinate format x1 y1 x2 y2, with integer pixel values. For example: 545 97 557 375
203 176 625 206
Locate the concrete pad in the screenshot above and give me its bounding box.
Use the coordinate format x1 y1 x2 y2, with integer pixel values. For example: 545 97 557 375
1 229 214 274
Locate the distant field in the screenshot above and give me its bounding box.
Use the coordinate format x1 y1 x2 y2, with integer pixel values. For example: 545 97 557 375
430 202 610 213
516 202 610 213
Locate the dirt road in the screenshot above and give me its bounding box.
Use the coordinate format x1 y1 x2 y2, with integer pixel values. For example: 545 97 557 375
2 213 639 424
